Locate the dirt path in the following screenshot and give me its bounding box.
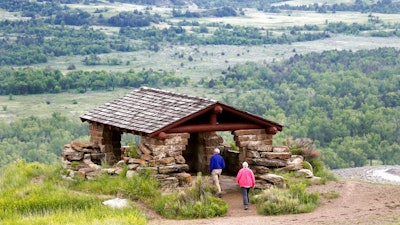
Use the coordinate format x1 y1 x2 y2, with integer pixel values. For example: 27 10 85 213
146 175 400 225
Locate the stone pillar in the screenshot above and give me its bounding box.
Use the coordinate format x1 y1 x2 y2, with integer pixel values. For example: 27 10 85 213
200 132 224 174
233 129 272 167
89 123 121 165
233 129 287 176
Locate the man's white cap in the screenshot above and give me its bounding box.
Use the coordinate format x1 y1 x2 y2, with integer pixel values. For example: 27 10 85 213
242 161 249 168
214 148 220 154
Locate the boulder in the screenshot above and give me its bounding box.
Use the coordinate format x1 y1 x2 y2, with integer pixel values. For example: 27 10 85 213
158 164 189 174
297 169 313 178
253 166 270 174
258 173 286 188
175 172 192 186
63 149 84 161
102 198 129 209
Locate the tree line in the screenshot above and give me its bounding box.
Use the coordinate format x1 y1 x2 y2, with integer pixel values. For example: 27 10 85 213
0 113 89 168
204 47 400 168
0 68 189 95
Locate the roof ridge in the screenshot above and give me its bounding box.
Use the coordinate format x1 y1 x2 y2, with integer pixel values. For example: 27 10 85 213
139 87 216 102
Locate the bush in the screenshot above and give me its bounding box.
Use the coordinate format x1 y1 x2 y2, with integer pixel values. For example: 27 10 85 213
310 160 337 181
125 144 140 158
286 137 320 161
154 173 228 219
253 183 319 215
124 168 160 202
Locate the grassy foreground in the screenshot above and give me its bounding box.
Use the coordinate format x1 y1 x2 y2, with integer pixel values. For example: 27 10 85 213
0 160 147 225
0 160 227 224
0 158 334 224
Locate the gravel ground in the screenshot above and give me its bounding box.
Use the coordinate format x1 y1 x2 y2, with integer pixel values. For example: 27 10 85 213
332 165 400 184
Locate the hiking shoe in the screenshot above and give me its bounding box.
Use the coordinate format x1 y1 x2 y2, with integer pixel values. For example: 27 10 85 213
217 192 222 198
244 205 248 210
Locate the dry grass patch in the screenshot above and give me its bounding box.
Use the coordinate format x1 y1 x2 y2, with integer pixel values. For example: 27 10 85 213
0 9 29 21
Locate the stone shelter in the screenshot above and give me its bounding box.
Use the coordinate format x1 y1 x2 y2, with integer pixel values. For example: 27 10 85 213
62 87 307 189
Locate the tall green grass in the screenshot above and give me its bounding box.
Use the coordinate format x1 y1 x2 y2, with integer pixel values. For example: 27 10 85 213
0 160 146 225
0 160 227 224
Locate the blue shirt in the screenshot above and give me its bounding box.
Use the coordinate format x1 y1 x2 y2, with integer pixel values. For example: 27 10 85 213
210 154 225 172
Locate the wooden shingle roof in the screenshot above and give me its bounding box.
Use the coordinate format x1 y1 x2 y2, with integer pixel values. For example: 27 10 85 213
80 87 283 138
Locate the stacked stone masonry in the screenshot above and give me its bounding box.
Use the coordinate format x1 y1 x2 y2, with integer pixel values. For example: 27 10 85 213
62 133 193 191
62 129 313 190
233 129 306 188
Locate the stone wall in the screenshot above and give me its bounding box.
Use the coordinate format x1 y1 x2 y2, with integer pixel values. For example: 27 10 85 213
137 133 192 189
62 128 311 190
62 133 193 190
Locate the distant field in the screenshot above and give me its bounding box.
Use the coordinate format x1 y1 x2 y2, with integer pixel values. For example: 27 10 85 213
5 1 400 79
0 90 130 123
196 9 373 28
24 2 400 79
0 87 227 123
0 9 28 21
39 34 400 82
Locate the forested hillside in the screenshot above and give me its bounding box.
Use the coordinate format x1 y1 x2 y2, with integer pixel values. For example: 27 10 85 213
210 48 400 168
0 0 399 169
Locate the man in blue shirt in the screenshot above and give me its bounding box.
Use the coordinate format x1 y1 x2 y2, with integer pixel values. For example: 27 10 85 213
209 148 225 197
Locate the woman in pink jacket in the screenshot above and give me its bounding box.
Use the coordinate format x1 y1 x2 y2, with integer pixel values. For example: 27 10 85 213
236 161 256 210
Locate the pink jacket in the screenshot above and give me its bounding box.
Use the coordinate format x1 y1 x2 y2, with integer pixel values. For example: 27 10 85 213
236 168 256 188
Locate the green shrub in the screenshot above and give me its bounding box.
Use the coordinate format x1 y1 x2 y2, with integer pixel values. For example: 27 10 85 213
289 146 303 155
154 173 228 219
310 160 337 181
253 183 319 215
126 144 140 158
124 168 160 202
